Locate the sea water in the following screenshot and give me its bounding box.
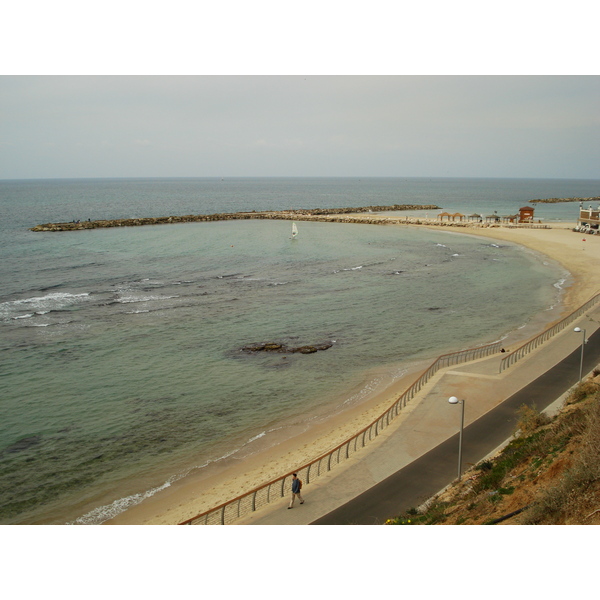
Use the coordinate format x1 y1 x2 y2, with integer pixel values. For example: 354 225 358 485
0 177 597 524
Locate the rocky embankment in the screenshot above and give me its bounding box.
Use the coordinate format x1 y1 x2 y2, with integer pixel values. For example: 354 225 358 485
530 196 600 204
30 204 441 232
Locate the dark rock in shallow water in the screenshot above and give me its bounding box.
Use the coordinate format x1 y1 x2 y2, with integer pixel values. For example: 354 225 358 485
240 341 333 354
4 435 42 454
263 343 284 351
296 346 318 354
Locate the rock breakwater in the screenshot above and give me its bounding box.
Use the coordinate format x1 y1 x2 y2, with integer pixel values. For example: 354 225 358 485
30 204 441 232
530 196 600 204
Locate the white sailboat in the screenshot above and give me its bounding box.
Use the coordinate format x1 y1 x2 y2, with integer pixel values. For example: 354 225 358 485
291 222 298 240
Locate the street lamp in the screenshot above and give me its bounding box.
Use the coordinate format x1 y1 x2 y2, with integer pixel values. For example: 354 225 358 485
448 396 465 481
574 327 587 382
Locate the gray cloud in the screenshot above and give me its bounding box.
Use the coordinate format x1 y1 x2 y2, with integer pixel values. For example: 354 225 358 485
1 75 598 179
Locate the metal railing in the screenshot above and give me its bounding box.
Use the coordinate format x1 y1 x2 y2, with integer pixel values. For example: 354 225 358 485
499 291 600 373
180 339 503 524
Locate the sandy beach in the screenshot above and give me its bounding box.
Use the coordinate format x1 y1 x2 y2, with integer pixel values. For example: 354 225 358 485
108 219 600 525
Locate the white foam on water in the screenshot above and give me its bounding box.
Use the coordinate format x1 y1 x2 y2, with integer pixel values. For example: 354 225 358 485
68 479 174 525
335 265 364 273
116 294 179 304
554 277 568 291
0 292 91 319
246 431 266 444
67 427 277 524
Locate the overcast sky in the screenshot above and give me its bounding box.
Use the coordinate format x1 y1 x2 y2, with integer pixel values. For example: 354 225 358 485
1 75 598 180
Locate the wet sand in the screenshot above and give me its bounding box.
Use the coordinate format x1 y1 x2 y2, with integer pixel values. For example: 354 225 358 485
108 220 600 525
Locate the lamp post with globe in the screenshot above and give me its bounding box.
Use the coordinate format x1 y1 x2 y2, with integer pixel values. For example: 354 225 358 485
574 327 586 382
448 396 465 481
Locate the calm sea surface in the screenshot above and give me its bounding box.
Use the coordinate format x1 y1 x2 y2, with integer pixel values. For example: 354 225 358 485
1 177 598 524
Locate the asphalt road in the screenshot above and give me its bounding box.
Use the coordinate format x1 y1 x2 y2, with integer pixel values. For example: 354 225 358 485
311 328 600 525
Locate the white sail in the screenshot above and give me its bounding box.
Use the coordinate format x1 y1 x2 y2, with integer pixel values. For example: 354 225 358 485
291 222 298 239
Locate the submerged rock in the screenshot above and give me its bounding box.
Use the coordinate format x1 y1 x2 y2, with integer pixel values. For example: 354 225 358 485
4 435 42 454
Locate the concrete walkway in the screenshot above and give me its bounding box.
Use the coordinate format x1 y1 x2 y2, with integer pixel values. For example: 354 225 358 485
235 306 600 525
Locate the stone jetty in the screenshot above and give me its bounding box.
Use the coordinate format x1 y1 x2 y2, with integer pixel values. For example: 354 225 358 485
530 196 600 204
30 204 441 232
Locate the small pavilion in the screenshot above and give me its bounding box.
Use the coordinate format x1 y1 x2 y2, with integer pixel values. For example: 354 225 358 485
438 212 465 222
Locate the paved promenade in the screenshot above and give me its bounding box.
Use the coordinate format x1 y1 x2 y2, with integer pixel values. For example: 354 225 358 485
236 306 600 525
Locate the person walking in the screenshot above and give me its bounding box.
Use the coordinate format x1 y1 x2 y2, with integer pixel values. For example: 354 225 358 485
288 473 304 508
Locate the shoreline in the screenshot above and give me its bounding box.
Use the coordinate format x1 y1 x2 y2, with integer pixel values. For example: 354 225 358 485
107 219 600 525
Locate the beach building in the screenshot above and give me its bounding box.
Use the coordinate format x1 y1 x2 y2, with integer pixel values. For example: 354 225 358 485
518 206 535 223
576 203 600 234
